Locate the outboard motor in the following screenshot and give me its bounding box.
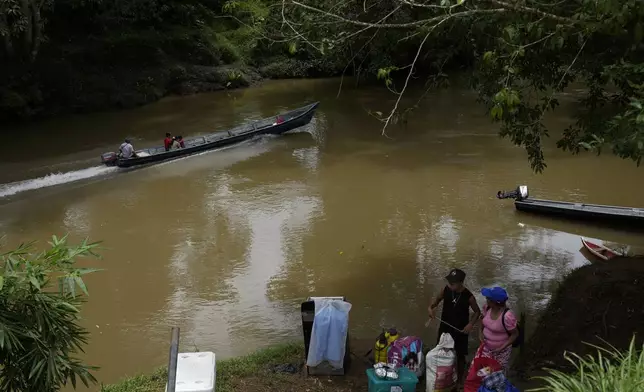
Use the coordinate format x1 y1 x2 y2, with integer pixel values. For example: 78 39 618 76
497 185 529 201
101 152 118 166
517 185 529 201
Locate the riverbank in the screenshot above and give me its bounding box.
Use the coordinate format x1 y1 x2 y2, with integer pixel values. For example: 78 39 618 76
102 257 644 392
513 256 644 380
101 342 369 392
0 57 342 123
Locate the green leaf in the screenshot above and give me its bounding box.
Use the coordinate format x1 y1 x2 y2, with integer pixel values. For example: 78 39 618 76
494 89 507 103
556 36 564 48
288 42 297 55
483 51 495 62
29 359 46 380
491 105 503 120
507 89 520 106
504 25 516 41
579 141 593 150
29 276 41 290
59 301 79 313
74 276 89 296
0 275 3 291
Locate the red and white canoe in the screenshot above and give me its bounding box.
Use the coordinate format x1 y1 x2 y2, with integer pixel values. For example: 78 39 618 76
581 237 624 261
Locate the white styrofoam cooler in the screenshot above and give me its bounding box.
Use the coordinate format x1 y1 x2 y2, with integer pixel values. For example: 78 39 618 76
165 352 216 392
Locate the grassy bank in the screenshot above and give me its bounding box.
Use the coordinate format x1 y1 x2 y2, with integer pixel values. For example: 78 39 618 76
101 343 366 392
101 343 303 392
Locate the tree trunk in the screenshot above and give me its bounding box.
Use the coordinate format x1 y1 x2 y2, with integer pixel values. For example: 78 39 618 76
30 1 41 61
19 0 33 60
0 13 15 58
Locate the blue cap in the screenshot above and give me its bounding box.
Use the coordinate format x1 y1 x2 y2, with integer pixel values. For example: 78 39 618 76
481 286 509 303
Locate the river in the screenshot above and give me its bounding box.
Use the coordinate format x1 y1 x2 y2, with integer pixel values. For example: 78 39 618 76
0 78 643 388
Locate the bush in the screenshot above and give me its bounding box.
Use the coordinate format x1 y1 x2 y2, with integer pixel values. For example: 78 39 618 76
531 337 644 392
0 236 101 392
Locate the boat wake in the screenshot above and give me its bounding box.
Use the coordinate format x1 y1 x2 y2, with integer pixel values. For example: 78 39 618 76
0 133 292 199
0 166 118 198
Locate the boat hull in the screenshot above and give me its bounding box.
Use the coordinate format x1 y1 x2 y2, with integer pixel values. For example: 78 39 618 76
515 198 644 226
581 237 622 261
109 102 319 168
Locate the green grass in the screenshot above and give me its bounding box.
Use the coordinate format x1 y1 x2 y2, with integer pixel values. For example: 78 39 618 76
101 342 304 392
529 337 644 392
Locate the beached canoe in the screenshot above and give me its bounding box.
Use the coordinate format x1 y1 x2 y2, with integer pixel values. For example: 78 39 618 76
101 102 319 168
497 185 644 226
581 237 623 261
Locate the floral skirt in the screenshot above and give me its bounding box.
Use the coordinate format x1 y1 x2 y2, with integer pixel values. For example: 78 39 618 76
476 343 513 372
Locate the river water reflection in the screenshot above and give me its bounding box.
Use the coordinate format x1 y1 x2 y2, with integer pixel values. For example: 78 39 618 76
0 78 643 388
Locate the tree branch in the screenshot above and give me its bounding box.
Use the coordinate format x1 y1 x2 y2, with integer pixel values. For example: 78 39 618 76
281 0 323 52
289 1 508 29
381 16 453 135
485 0 575 24
399 0 457 9
337 28 381 98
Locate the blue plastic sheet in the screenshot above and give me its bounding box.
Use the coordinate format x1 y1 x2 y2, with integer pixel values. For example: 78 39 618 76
306 299 352 369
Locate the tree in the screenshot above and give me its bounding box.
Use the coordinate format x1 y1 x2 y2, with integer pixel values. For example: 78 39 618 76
0 0 52 61
278 0 644 172
0 235 101 392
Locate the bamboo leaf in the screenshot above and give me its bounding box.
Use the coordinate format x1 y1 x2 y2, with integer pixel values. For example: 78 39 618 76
74 276 89 296
29 276 41 290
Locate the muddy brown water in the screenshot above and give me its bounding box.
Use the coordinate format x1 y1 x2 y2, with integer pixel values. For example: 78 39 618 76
1 78 643 389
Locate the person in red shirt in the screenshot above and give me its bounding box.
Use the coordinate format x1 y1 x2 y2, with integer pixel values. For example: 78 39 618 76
164 133 173 151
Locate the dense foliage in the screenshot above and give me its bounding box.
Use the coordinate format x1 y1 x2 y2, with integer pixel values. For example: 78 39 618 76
0 236 100 392
2 0 643 170
0 0 347 120
280 0 644 171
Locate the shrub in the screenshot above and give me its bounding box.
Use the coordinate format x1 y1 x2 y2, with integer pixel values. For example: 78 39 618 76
0 236 101 392
531 337 644 392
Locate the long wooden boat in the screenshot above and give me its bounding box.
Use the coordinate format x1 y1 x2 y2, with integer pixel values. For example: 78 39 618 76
497 185 644 226
581 237 623 261
101 102 319 168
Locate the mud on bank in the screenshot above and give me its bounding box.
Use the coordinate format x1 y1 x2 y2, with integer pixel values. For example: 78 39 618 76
513 257 644 379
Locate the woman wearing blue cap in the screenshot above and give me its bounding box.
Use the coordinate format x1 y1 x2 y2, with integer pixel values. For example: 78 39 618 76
478 286 519 372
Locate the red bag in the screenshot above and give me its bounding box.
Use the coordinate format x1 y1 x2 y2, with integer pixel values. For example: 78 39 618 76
464 344 502 392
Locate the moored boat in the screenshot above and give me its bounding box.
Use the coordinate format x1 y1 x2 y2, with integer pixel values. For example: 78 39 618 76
101 102 319 168
581 237 623 261
497 185 644 226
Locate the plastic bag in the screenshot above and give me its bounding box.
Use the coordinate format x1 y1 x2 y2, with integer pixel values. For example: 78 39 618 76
388 336 424 377
464 344 503 392
425 333 457 392
306 299 352 369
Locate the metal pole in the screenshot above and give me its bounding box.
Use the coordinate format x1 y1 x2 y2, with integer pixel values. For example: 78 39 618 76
167 327 181 392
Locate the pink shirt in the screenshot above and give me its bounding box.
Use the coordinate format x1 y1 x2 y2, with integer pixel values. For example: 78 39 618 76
482 305 517 350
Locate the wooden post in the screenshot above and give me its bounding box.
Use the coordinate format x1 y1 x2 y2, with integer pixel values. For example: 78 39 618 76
167 327 181 392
